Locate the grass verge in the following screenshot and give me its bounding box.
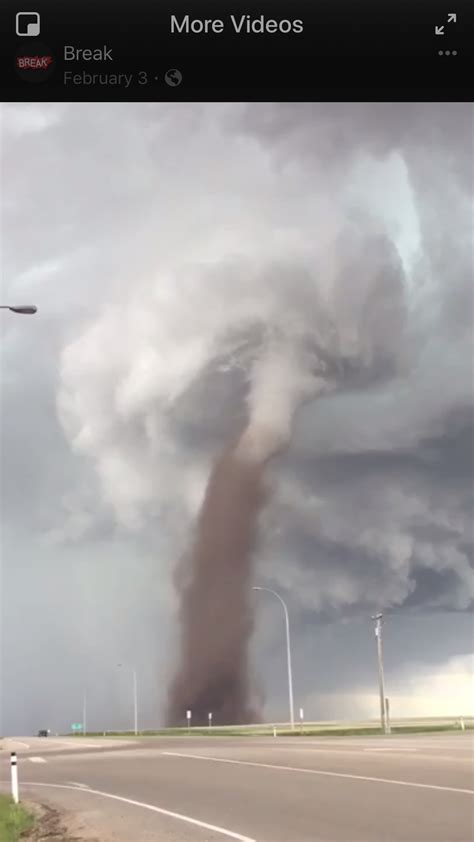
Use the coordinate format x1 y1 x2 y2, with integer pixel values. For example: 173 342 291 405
83 722 472 738
0 794 34 842
272 724 473 737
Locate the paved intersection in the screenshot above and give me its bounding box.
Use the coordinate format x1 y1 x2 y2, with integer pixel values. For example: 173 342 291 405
1 732 472 840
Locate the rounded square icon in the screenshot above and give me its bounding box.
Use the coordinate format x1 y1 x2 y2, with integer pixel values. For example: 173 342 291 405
16 12 40 37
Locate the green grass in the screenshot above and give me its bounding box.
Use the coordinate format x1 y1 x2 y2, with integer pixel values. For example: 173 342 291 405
85 729 265 737
82 721 473 739
0 795 34 842
390 724 473 734
273 724 473 737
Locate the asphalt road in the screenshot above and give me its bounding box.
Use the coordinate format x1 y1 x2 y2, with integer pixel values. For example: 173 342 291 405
1 733 473 841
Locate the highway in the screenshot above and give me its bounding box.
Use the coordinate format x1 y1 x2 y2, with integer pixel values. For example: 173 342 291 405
1 732 473 841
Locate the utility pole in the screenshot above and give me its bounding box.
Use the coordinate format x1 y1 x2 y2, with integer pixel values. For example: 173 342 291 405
372 613 389 735
117 664 138 735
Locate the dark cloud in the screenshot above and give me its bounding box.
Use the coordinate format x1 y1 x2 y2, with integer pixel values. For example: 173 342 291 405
1 103 472 734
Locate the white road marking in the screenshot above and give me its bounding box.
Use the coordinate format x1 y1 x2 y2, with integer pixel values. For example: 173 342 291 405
363 747 418 752
162 752 474 796
274 746 419 755
44 741 107 749
270 739 469 750
28 757 46 763
65 743 107 749
10 741 30 749
0 781 255 842
66 781 90 788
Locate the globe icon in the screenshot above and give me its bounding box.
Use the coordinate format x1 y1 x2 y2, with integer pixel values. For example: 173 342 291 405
165 69 182 87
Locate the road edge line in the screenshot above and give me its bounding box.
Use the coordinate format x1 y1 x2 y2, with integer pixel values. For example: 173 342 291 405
0 780 256 841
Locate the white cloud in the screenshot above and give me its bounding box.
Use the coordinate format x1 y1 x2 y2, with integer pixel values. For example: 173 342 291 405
303 654 474 721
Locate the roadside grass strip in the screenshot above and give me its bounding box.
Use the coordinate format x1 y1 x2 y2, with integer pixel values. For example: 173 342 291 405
0 794 34 842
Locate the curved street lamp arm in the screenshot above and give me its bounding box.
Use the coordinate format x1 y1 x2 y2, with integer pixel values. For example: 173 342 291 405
253 586 295 729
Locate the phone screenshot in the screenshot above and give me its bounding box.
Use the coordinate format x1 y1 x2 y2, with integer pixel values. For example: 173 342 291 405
1 1 472 841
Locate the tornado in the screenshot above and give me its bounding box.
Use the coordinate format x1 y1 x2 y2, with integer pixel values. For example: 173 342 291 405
165 432 272 726
166 340 322 726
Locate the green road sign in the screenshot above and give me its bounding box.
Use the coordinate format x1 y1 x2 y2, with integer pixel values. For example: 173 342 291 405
71 723 83 730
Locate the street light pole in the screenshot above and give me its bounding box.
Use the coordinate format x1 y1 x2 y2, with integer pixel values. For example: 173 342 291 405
117 664 138 736
372 613 389 734
253 586 295 730
0 305 37 314
133 669 138 737
83 691 87 737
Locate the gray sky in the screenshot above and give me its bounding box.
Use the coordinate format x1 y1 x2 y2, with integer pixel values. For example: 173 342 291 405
1 103 473 735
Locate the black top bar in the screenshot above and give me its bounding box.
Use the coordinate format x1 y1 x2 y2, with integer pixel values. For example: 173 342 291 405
2 0 472 100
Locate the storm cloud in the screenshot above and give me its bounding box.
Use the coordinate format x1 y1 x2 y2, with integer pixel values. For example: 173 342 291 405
1 103 472 734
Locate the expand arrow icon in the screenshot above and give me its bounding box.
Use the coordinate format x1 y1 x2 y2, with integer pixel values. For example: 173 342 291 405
447 13 457 23
435 25 445 34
